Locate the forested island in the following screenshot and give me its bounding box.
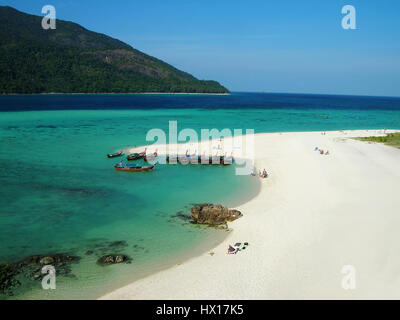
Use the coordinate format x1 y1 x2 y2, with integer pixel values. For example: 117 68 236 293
0 6 229 94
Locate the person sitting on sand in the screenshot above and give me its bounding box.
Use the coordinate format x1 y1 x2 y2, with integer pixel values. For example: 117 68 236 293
262 169 268 178
319 149 324 155
325 150 330 155
227 245 237 254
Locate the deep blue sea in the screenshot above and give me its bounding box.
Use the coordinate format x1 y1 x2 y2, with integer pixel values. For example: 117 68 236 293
0 92 399 299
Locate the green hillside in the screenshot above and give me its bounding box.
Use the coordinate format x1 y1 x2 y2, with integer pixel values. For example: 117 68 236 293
0 6 229 94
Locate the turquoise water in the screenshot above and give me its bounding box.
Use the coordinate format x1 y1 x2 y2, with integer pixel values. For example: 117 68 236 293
0 109 261 299
1 93 400 299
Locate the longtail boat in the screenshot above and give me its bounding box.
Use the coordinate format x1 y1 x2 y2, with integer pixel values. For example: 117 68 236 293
107 151 123 158
222 156 234 165
210 155 223 165
178 154 190 164
114 164 155 172
163 154 233 165
199 155 211 164
127 153 143 161
189 155 201 164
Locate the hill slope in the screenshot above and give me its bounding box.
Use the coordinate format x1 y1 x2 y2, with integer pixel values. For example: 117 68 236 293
0 6 229 94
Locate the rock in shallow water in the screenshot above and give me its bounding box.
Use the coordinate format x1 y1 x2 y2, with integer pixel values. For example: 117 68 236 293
0 264 20 295
15 253 80 268
1 253 81 295
97 254 131 265
39 256 54 265
191 204 242 226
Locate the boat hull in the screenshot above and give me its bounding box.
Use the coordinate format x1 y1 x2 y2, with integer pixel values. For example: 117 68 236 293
127 154 143 161
107 152 123 158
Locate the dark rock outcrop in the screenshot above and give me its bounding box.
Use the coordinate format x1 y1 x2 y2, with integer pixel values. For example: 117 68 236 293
191 204 242 226
0 264 20 295
13 253 80 282
97 254 131 265
14 254 80 268
0 253 81 295
39 256 54 265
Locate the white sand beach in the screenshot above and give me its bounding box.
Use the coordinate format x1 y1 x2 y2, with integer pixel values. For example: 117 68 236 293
100 129 400 300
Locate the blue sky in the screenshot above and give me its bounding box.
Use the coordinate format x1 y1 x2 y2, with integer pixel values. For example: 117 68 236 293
2 0 400 96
